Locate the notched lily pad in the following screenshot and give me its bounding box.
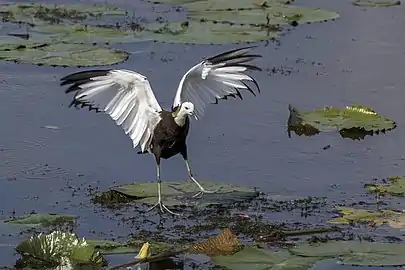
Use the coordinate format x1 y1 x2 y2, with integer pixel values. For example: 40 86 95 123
352 0 401 7
15 231 106 269
290 240 405 267
0 42 129 66
93 181 258 208
5 213 76 227
365 176 405 196
327 206 403 226
145 21 280 44
212 246 321 270
187 5 339 27
287 104 396 140
33 24 146 45
0 3 125 25
183 0 294 11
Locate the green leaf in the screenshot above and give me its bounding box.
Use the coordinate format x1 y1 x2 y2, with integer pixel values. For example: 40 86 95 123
33 24 146 45
327 207 403 226
144 21 280 44
5 213 76 227
0 43 129 67
290 240 405 267
365 176 405 196
0 3 126 25
16 231 106 269
212 246 321 270
287 104 396 140
183 0 292 10
93 181 258 207
352 0 401 7
187 4 339 26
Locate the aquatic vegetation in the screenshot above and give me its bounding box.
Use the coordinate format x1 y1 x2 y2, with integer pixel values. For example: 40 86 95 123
0 43 129 67
365 176 405 196
92 181 259 208
287 104 396 140
0 3 125 25
15 231 106 269
4 213 76 227
328 206 404 226
290 240 405 266
352 0 401 7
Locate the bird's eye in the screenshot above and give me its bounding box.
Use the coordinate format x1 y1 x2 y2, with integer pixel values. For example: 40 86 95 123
185 106 189 110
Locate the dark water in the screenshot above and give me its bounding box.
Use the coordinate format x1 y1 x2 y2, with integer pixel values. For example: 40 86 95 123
1 0 405 269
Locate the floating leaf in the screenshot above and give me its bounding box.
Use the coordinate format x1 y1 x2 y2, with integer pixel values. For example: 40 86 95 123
0 3 125 25
93 181 258 208
352 0 401 7
287 104 396 140
183 0 293 10
212 246 321 270
0 43 129 66
188 228 241 256
16 231 106 269
290 240 405 267
187 5 339 26
327 207 404 226
365 176 405 196
33 24 146 45
145 21 279 44
5 213 76 227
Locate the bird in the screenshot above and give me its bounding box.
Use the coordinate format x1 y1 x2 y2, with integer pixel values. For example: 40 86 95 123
60 46 262 215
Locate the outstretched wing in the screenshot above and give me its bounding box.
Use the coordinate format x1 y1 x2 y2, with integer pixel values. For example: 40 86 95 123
60 69 162 152
172 46 261 119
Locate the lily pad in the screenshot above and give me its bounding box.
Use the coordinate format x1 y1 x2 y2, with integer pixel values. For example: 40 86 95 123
93 181 258 207
187 5 339 26
287 104 396 140
365 176 405 196
327 206 403 226
183 0 293 10
15 231 106 269
212 246 321 270
145 21 280 44
352 0 401 7
33 24 146 45
290 240 405 267
0 3 125 25
0 42 129 66
5 213 76 227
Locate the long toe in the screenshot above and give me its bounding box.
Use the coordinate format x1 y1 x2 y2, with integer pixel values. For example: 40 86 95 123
192 186 223 198
147 201 181 216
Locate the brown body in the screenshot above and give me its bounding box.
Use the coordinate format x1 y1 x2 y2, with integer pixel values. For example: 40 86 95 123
151 110 190 163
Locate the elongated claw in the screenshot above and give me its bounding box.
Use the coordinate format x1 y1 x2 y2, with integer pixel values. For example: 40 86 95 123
147 200 182 216
192 186 223 199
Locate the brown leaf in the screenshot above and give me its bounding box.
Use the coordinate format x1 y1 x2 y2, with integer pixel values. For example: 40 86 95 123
187 228 241 257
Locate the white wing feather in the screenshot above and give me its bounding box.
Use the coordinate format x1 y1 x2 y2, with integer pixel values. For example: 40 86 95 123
172 46 261 119
67 69 162 152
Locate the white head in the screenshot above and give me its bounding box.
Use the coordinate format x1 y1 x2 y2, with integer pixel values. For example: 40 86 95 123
180 102 195 116
174 102 195 126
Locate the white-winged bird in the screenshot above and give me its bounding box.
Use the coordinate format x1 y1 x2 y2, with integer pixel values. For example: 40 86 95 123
60 46 261 215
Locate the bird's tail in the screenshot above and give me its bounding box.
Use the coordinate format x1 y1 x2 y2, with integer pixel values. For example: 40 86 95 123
137 150 148 155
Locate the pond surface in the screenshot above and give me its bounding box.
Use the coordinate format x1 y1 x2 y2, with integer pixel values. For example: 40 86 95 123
0 0 405 269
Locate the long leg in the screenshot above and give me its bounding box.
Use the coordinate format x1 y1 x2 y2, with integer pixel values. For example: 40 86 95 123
180 146 221 198
147 153 181 215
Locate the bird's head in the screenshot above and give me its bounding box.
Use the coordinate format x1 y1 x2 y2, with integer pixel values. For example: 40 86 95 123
179 102 195 118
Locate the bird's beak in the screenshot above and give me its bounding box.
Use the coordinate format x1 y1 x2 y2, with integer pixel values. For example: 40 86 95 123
191 112 198 120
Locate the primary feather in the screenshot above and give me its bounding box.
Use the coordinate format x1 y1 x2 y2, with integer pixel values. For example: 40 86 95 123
172 46 261 119
60 69 162 152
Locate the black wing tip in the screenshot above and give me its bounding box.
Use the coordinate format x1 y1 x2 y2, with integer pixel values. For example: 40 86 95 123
207 46 262 65
60 69 111 86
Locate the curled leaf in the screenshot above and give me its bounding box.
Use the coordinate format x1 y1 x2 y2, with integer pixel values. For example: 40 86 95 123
187 228 241 256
